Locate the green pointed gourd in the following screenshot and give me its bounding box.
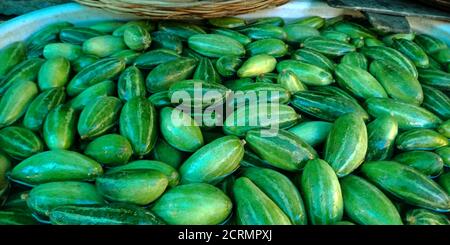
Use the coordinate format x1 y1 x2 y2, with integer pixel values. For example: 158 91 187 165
84 134 133 166
242 167 307 225
179 136 244 184
340 175 403 225
300 159 343 225
119 97 157 157
233 177 291 225
160 107 204 152
77 96 122 140
152 183 232 225
96 170 168 205
324 113 368 177
43 105 77 150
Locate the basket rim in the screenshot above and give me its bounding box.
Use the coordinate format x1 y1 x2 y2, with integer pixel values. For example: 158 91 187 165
74 0 290 19
77 0 286 8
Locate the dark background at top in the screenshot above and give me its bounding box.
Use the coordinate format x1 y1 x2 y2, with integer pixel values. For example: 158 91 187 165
0 0 70 22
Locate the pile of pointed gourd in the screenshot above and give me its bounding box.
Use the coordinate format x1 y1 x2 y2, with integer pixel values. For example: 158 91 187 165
0 15 449 225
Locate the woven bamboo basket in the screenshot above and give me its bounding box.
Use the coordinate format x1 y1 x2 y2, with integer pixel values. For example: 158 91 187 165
74 0 290 19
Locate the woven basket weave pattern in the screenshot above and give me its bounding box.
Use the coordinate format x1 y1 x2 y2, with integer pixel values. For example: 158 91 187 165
75 0 289 19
